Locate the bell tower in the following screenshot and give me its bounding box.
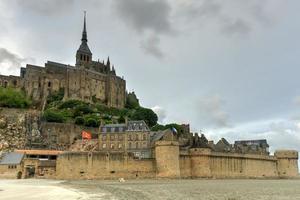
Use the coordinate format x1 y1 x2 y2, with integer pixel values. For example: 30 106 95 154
76 11 92 67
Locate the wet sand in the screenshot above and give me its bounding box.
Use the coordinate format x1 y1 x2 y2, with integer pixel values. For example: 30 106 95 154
1 179 300 200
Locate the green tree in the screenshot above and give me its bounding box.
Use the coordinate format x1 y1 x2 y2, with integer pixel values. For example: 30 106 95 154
131 107 158 127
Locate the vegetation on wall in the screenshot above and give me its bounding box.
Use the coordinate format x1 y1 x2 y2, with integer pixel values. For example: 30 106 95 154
43 92 158 127
0 87 31 108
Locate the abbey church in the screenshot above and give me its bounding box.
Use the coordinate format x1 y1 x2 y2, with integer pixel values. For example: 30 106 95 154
0 14 126 109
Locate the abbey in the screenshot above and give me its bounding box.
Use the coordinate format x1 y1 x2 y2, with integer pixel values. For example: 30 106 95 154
0 14 126 109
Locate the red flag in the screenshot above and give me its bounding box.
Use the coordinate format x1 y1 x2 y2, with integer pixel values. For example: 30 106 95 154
82 130 92 140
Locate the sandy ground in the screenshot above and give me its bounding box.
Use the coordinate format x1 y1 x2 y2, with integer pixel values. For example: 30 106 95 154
1 179 300 200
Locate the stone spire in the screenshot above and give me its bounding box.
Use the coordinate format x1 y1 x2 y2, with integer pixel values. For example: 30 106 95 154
82 11 87 43
76 11 92 66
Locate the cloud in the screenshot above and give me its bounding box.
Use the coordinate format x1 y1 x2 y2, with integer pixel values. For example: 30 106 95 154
15 0 75 16
113 0 172 34
176 0 285 37
221 18 252 36
140 35 164 59
0 48 34 72
196 95 231 128
152 105 167 123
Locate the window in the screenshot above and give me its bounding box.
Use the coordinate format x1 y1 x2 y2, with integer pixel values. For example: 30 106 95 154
102 127 107 133
87 56 89 62
48 81 51 87
102 143 107 149
111 127 115 132
110 134 115 141
102 135 107 141
110 143 115 149
118 134 123 140
129 134 132 141
118 143 122 149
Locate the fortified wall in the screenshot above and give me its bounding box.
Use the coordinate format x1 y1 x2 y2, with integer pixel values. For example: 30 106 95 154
56 143 299 180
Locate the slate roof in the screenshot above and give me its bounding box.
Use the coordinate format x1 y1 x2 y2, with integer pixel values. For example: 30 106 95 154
0 152 24 165
100 120 150 133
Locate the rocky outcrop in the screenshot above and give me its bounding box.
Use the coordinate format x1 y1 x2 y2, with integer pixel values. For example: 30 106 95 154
0 108 40 153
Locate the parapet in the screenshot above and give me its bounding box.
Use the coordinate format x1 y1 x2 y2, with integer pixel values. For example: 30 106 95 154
155 141 179 147
274 150 298 159
189 148 212 156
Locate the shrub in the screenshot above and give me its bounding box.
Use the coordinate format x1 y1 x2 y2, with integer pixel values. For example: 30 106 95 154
43 110 65 123
47 88 64 104
75 104 93 114
85 118 99 127
0 87 31 108
75 116 85 125
58 99 83 109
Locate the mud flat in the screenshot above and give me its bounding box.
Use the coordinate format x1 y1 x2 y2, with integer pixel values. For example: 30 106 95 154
1 179 300 200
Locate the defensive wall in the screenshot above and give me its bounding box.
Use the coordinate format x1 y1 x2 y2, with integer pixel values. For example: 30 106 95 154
56 143 299 180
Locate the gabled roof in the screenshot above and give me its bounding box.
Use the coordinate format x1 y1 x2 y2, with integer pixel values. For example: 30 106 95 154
100 120 150 133
0 152 24 165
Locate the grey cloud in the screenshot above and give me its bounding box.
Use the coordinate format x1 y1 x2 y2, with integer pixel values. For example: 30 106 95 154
113 0 172 34
14 0 75 15
221 18 252 36
196 95 231 128
0 48 34 71
140 35 164 59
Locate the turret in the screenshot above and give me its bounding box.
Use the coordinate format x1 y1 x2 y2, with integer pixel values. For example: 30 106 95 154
275 150 299 178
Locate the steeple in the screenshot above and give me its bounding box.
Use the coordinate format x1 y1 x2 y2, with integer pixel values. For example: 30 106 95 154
82 11 87 43
76 11 92 67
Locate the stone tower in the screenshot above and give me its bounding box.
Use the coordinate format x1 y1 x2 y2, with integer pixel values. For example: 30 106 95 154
76 11 92 67
275 150 299 178
155 141 180 178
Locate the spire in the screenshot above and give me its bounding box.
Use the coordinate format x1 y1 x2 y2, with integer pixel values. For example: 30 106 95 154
82 11 87 43
107 56 110 66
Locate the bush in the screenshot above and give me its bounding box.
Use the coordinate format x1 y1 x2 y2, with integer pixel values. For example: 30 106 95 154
75 104 93 114
85 118 99 127
131 107 158 127
43 110 65 123
75 116 85 125
58 99 83 109
0 87 31 108
47 88 64 104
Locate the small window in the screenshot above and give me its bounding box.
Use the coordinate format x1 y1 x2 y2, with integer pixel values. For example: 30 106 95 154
110 143 115 149
102 135 107 141
102 143 107 149
48 81 51 87
118 143 122 149
110 134 115 141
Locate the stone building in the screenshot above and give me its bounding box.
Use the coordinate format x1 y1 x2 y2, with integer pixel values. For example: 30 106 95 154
0 13 126 109
99 120 152 158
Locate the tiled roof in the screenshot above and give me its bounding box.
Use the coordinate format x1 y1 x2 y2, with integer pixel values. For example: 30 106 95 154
0 152 24 165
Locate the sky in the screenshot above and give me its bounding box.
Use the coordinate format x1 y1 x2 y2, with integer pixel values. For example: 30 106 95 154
0 0 299 158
